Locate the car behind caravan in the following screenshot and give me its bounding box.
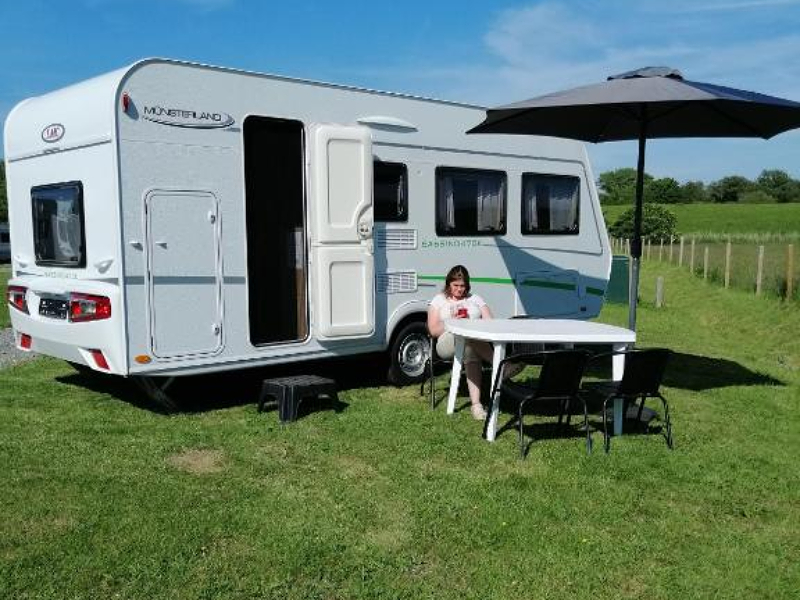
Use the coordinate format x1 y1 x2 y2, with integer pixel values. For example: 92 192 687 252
3 58 611 397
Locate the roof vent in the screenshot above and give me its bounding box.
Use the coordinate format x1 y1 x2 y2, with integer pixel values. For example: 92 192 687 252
608 67 684 81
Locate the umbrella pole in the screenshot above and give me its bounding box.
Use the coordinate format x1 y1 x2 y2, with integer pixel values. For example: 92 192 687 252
628 112 647 332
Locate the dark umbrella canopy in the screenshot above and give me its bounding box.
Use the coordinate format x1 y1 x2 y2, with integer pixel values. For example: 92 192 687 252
469 67 800 140
469 67 800 331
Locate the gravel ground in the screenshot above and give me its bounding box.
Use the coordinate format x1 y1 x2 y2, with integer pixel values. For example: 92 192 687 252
0 327 38 370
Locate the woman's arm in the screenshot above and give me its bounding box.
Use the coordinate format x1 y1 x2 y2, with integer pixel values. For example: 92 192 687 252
427 304 446 338
480 304 493 320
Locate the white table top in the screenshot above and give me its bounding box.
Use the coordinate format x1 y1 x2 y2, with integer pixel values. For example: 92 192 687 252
444 318 636 344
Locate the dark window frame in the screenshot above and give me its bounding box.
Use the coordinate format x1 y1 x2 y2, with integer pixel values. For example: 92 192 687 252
31 181 87 267
435 166 507 237
373 160 408 222
521 173 581 236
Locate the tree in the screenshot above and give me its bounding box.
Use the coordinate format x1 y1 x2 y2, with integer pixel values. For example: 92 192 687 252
756 169 800 203
739 190 777 204
707 175 753 203
598 168 652 205
608 203 678 240
679 180 707 203
0 160 7 222
646 177 682 204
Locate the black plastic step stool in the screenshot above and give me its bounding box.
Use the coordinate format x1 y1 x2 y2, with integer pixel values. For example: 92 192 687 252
257 375 338 423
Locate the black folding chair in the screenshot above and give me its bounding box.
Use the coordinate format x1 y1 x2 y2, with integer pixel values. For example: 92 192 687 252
492 349 592 458
588 348 673 453
420 335 447 409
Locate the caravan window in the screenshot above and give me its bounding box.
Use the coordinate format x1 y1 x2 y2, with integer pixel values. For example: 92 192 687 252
31 182 86 267
435 167 506 236
521 174 580 235
374 161 408 222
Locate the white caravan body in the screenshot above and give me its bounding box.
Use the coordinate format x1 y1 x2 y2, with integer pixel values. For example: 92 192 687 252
4 59 611 382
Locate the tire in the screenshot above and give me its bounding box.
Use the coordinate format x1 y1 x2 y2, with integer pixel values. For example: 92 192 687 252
387 320 431 386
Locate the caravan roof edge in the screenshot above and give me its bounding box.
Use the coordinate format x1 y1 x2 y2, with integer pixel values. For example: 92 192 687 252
122 57 487 110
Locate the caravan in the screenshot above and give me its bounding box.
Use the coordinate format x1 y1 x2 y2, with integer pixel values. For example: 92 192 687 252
3 58 611 396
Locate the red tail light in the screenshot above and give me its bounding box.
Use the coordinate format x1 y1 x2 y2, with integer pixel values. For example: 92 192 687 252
69 293 112 322
20 333 32 350
90 349 110 370
7 285 29 314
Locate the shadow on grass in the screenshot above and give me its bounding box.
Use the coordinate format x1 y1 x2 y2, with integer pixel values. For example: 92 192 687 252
584 349 783 391
55 352 392 415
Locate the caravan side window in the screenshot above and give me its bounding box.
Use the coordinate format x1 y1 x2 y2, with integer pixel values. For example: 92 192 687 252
521 174 580 235
373 161 408 222
31 181 86 267
435 167 506 236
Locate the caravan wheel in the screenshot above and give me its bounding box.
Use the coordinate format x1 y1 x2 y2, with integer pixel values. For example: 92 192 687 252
388 321 431 386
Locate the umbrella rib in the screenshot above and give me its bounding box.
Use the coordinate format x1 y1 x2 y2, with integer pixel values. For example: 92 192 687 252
701 102 770 137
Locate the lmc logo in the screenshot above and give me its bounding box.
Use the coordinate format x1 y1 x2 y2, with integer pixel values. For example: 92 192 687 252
41 123 65 143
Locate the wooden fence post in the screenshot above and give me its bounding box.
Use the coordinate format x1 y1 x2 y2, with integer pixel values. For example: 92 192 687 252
756 245 764 296
659 238 664 262
787 244 795 300
646 238 651 260
703 247 709 280
678 236 685 267
655 276 665 308
668 237 674 263
690 238 696 274
724 238 732 289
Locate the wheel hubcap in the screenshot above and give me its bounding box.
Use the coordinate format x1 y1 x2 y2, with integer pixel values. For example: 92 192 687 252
398 333 430 378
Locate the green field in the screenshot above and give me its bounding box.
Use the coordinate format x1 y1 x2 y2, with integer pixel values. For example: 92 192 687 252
602 202 800 237
1 262 798 599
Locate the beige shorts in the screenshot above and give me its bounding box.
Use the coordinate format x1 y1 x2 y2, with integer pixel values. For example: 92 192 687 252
436 332 480 363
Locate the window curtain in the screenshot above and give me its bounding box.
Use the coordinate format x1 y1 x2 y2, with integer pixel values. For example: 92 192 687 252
524 182 538 229
477 177 502 231
54 203 80 260
549 179 578 231
439 177 455 230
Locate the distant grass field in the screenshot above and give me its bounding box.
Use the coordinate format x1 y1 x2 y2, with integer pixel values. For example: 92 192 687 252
1 263 798 599
602 202 800 237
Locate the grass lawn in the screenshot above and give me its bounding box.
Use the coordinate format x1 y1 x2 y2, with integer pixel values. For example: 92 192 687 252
1 263 799 599
602 202 800 238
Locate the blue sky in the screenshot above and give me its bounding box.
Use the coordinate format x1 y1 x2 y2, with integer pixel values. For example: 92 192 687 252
2 0 799 183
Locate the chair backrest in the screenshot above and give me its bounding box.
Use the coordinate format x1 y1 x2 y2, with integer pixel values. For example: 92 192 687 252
618 349 671 396
535 350 590 399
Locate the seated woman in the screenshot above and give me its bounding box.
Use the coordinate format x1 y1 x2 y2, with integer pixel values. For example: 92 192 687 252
427 265 495 420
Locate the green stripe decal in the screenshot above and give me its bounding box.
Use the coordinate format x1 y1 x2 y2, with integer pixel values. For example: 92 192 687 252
419 275 513 285
520 280 575 291
420 274 606 297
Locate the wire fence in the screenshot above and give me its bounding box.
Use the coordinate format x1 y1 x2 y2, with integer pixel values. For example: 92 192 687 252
611 236 797 302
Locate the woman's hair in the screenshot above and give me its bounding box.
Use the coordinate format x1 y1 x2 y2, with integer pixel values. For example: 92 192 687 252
443 265 471 298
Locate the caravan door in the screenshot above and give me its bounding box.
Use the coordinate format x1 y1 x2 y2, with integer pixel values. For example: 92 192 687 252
145 190 223 357
308 124 375 340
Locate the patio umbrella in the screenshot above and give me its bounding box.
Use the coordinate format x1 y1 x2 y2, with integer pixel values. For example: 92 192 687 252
468 66 800 331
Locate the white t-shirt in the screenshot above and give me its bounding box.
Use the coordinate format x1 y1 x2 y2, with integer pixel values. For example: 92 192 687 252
429 292 487 321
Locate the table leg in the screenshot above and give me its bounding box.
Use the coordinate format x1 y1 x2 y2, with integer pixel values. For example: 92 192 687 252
446 335 465 415
612 343 627 436
486 342 506 442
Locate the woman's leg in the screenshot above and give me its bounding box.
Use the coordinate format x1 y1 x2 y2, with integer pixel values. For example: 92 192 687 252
465 360 485 412
470 340 494 363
